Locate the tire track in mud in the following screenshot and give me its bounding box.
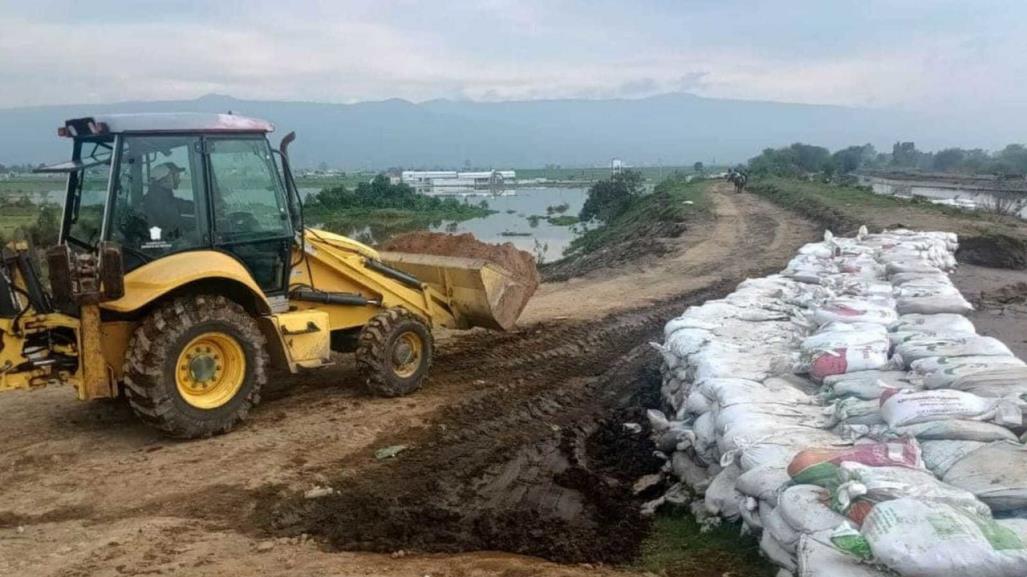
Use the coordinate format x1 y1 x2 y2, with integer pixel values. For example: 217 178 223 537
253 190 818 564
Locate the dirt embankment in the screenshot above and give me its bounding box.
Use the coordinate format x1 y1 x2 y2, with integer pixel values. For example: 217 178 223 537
0 185 819 577
748 179 1027 270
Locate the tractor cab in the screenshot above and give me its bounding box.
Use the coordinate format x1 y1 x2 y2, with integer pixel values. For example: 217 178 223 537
43 113 303 297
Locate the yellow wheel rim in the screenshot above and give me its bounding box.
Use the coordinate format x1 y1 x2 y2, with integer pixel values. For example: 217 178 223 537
175 332 246 410
392 331 424 379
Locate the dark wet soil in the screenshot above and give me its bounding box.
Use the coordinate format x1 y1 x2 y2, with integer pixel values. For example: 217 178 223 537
257 282 737 564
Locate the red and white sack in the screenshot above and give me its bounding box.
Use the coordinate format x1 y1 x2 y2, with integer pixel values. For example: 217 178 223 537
810 299 898 327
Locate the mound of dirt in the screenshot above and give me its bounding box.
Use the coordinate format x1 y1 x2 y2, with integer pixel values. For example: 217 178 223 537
383 232 541 290
957 233 1027 269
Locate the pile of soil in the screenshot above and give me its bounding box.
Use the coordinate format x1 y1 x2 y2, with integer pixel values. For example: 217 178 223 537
383 232 541 292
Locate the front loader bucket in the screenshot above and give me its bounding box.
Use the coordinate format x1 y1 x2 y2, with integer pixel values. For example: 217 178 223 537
379 251 535 331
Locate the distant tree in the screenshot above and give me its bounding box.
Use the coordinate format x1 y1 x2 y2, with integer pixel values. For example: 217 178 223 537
693 161 705 174
932 148 967 172
579 169 644 223
890 142 927 168
830 144 877 175
747 143 831 176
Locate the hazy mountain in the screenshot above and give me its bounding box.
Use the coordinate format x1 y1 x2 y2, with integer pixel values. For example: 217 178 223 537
0 93 967 169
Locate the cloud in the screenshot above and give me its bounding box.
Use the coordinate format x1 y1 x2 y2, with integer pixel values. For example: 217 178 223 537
0 0 1024 113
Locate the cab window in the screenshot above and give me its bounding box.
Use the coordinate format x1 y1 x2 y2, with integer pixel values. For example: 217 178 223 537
208 138 291 242
108 136 207 269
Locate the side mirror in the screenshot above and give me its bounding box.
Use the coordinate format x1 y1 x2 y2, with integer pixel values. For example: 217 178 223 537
99 242 125 301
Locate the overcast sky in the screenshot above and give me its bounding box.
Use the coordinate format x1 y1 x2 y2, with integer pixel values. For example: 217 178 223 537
1 0 1024 112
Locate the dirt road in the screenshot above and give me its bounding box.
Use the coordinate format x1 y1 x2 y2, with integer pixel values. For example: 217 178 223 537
0 184 819 577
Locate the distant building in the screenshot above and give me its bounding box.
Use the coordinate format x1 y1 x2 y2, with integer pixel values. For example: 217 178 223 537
611 158 624 174
401 170 515 188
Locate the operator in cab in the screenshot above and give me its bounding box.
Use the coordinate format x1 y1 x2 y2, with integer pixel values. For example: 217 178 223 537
143 161 188 237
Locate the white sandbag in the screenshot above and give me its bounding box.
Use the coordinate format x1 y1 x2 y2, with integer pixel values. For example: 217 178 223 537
700 377 810 409
949 366 1027 399
885 258 941 275
896 293 974 315
851 499 1027 577
737 494 763 530
664 328 712 358
893 281 961 299
685 389 712 415
942 441 1027 512
827 397 885 426
895 419 1019 442
764 505 801 553
704 463 743 519
671 451 717 490
761 527 798 572
894 336 1014 367
912 356 1027 390
891 313 976 335
689 342 787 383
821 370 913 400
835 462 991 519
736 466 791 506
778 485 851 535
810 299 898 327
797 533 891 577
664 315 722 339
889 271 950 286
693 412 718 462
880 390 1022 428
920 440 986 477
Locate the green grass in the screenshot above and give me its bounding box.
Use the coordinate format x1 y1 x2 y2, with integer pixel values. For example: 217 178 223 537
749 176 1027 269
564 175 711 256
547 215 579 226
632 513 773 577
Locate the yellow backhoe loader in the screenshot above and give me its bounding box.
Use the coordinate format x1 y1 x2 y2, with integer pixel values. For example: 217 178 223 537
1 113 535 438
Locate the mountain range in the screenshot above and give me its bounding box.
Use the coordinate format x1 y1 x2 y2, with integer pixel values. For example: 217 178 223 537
0 93 1007 169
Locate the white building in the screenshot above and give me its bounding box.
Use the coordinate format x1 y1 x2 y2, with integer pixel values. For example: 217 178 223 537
401 170 515 188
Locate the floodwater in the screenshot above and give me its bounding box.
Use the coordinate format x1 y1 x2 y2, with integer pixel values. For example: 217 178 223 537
857 175 1027 219
427 187 588 262
314 187 589 262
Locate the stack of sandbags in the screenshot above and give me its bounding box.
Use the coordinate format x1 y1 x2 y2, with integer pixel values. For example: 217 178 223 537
649 226 1027 577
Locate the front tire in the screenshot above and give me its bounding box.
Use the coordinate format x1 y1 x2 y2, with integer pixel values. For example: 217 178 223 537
356 308 434 397
123 295 267 439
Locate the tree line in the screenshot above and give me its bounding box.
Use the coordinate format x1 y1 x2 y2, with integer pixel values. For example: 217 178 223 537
746 142 1027 179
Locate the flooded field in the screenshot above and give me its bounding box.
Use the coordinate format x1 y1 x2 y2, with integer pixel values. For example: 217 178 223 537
858 174 1027 219
316 187 589 262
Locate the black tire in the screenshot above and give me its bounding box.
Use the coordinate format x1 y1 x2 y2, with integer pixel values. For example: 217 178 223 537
123 294 268 439
356 308 434 397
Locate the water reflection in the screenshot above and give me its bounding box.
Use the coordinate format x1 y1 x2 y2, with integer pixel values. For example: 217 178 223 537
314 187 589 261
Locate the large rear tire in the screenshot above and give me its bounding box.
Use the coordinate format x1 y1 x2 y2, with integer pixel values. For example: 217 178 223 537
356 308 434 397
123 294 267 439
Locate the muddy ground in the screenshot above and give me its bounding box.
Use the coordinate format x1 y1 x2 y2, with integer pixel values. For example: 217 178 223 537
1 183 1023 577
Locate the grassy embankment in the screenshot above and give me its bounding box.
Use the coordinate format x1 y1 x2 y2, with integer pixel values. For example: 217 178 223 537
540 174 711 280
565 174 710 255
749 176 1027 269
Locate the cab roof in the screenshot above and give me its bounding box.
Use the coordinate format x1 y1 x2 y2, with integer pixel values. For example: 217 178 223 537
63 113 274 136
